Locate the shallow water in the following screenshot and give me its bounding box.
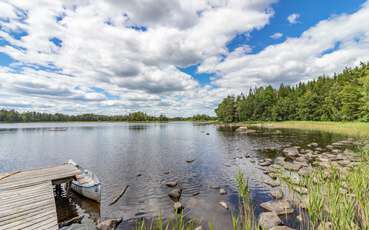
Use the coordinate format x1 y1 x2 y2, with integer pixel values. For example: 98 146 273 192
0 122 352 229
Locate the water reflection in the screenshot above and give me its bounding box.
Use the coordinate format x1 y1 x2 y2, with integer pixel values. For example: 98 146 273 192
0 122 353 229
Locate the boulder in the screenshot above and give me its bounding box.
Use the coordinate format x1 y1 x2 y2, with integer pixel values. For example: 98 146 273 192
97 218 122 230
283 147 299 158
260 200 294 215
168 188 182 202
258 212 282 229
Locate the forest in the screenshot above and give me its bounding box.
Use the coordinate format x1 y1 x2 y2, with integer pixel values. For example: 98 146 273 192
0 110 215 123
215 62 369 123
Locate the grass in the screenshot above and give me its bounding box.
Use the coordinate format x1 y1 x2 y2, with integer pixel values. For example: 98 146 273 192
249 121 369 138
134 170 255 230
301 150 369 229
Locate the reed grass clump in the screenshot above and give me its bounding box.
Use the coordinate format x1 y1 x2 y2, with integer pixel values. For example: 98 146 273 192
303 150 369 229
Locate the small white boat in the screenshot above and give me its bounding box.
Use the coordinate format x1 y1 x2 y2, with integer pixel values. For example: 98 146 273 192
67 160 101 203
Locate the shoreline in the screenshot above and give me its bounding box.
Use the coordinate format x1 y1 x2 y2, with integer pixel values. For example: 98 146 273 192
221 121 369 138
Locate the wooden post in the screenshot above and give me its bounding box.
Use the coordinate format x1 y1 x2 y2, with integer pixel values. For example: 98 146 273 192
65 181 72 197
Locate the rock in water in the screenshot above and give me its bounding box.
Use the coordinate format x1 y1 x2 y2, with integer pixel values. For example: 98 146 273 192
192 192 200 196
219 201 228 209
209 184 220 189
258 212 281 229
270 189 283 200
219 188 227 195
186 159 195 163
173 202 183 213
168 188 182 202
97 218 122 230
264 178 280 187
283 147 299 158
260 200 294 215
165 181 177 187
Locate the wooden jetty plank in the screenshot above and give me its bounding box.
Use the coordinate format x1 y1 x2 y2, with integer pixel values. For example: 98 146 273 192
0 164 80 230
0 166 80 186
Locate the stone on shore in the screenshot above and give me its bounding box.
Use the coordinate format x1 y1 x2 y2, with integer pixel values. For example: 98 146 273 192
97 218 122 230
260 200 294 215
168 188 182 202
264 178 280 187
258 212 282 229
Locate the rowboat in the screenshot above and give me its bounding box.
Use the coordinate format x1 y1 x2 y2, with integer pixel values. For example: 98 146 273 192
67 160 101 202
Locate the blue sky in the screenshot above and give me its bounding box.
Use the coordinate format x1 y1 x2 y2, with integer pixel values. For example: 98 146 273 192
1 0 369 116
181 0 366 86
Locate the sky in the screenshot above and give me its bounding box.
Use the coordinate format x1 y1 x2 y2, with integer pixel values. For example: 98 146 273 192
1 0 369 116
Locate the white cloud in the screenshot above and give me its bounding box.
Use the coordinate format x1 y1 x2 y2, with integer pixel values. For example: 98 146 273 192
0 0 275 115
2 1 369 116
270 32 283 39
287 13 300 24
199 1 369 90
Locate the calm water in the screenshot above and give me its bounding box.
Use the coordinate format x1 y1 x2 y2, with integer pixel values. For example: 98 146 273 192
0 122 348 229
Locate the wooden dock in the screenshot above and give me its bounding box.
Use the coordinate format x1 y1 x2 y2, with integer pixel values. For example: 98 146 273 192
0 164 80 230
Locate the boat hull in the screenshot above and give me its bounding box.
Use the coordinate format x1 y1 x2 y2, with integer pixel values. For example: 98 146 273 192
71 181 101 202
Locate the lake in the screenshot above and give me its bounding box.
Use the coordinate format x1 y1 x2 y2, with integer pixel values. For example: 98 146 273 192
0 122 353 229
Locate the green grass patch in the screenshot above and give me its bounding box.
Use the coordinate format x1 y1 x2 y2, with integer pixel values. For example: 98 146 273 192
249 121 369 138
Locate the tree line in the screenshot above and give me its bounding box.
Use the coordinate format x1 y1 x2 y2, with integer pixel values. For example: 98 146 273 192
0 110 215 123
215 62 369 123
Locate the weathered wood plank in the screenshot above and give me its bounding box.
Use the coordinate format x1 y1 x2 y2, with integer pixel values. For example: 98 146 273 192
0 164 80 230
